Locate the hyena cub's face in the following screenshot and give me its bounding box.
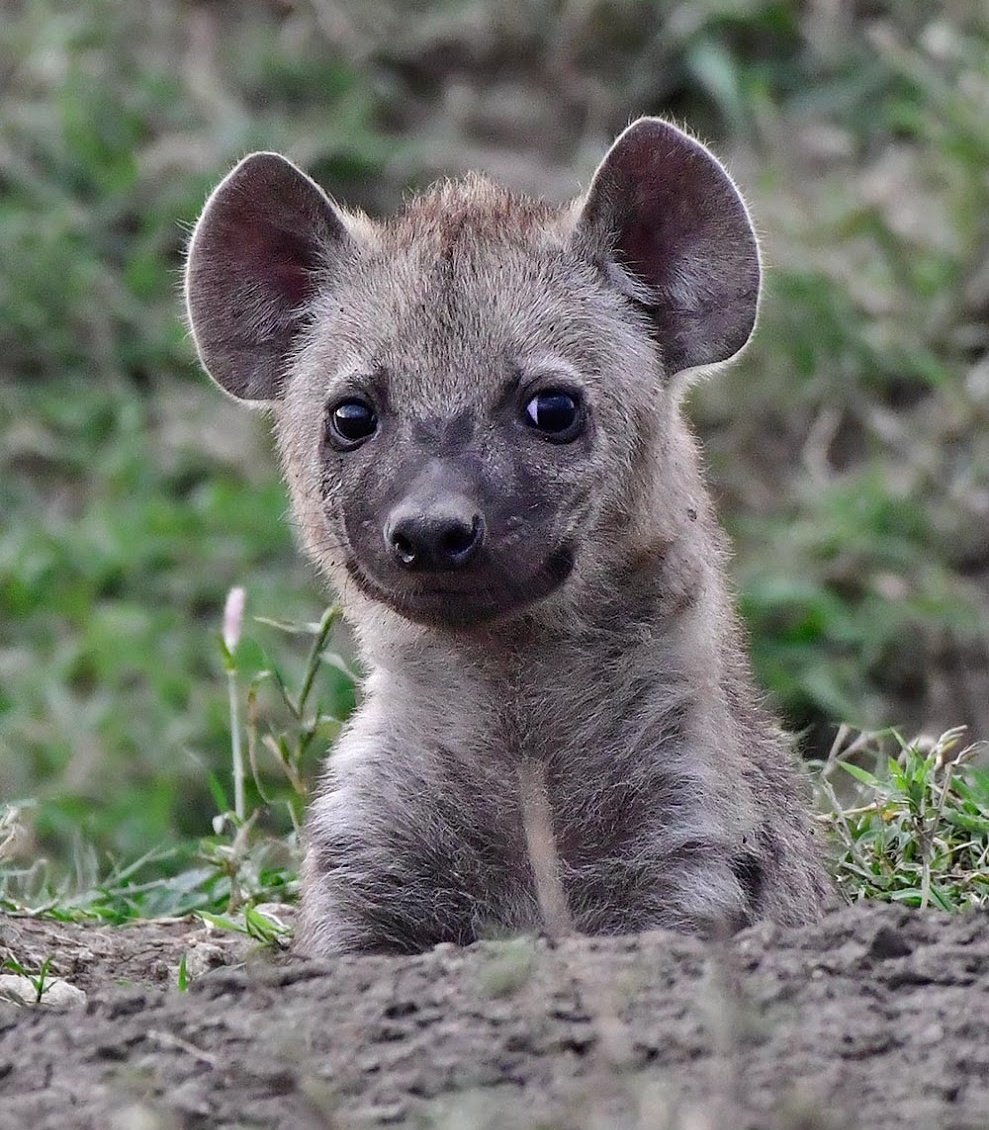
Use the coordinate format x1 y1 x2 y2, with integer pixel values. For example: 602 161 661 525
277 213 650 628
185 119 760 628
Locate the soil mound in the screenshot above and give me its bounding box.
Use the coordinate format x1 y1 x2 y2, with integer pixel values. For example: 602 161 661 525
1 903 986 1129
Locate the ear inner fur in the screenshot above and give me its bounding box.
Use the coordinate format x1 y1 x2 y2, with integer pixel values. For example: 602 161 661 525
184 151 352 401
577 117 761 377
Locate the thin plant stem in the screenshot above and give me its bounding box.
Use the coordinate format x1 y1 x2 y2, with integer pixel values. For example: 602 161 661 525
228 668 245 822
920 852 931 911
294 606 340 716
516 758 573 940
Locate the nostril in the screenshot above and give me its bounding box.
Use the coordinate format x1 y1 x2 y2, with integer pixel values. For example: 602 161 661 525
438 515 483 567
439 520 477 561
391 530 417 567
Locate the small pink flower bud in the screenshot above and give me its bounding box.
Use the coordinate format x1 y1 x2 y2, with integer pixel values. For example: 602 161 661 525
223 586 246 653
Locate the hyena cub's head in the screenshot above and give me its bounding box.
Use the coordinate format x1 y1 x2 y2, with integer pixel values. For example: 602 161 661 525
185 119 759 629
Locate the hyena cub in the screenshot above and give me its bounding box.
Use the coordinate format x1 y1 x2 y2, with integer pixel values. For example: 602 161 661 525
185 118 831 955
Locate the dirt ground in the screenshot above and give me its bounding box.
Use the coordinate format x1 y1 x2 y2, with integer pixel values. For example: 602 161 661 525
0 903 987 1130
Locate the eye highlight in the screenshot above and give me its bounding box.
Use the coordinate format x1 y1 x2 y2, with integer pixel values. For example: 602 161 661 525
523 389 584 442
327 397 378 448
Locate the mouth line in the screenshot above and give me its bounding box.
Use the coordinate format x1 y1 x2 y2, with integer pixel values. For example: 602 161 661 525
343 544 575 623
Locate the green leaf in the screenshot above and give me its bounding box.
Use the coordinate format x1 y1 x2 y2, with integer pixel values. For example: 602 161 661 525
195 910 246 936
206 772 230 816
837 761 882 789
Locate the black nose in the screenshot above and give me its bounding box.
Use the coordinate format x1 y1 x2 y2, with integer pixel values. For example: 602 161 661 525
385 509 484 571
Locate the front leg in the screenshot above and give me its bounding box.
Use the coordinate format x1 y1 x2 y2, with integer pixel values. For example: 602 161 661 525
294 754 535 956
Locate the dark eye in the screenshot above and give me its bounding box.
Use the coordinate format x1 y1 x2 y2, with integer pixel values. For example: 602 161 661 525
328 398 377 447
523 389 584 442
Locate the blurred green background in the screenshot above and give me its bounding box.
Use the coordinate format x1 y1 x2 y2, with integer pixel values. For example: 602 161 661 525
2 0 988 873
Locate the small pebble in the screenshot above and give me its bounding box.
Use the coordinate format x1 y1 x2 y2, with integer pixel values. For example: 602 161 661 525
0 973 87 1011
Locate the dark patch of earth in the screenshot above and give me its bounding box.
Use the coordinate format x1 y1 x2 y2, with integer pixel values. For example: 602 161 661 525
0 903 987 1129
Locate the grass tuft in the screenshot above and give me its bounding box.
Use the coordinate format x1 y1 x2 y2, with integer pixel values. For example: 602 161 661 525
817 725 989 911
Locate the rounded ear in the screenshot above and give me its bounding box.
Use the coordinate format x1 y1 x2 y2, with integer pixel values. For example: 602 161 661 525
576 118 760 377
184 152 351 401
